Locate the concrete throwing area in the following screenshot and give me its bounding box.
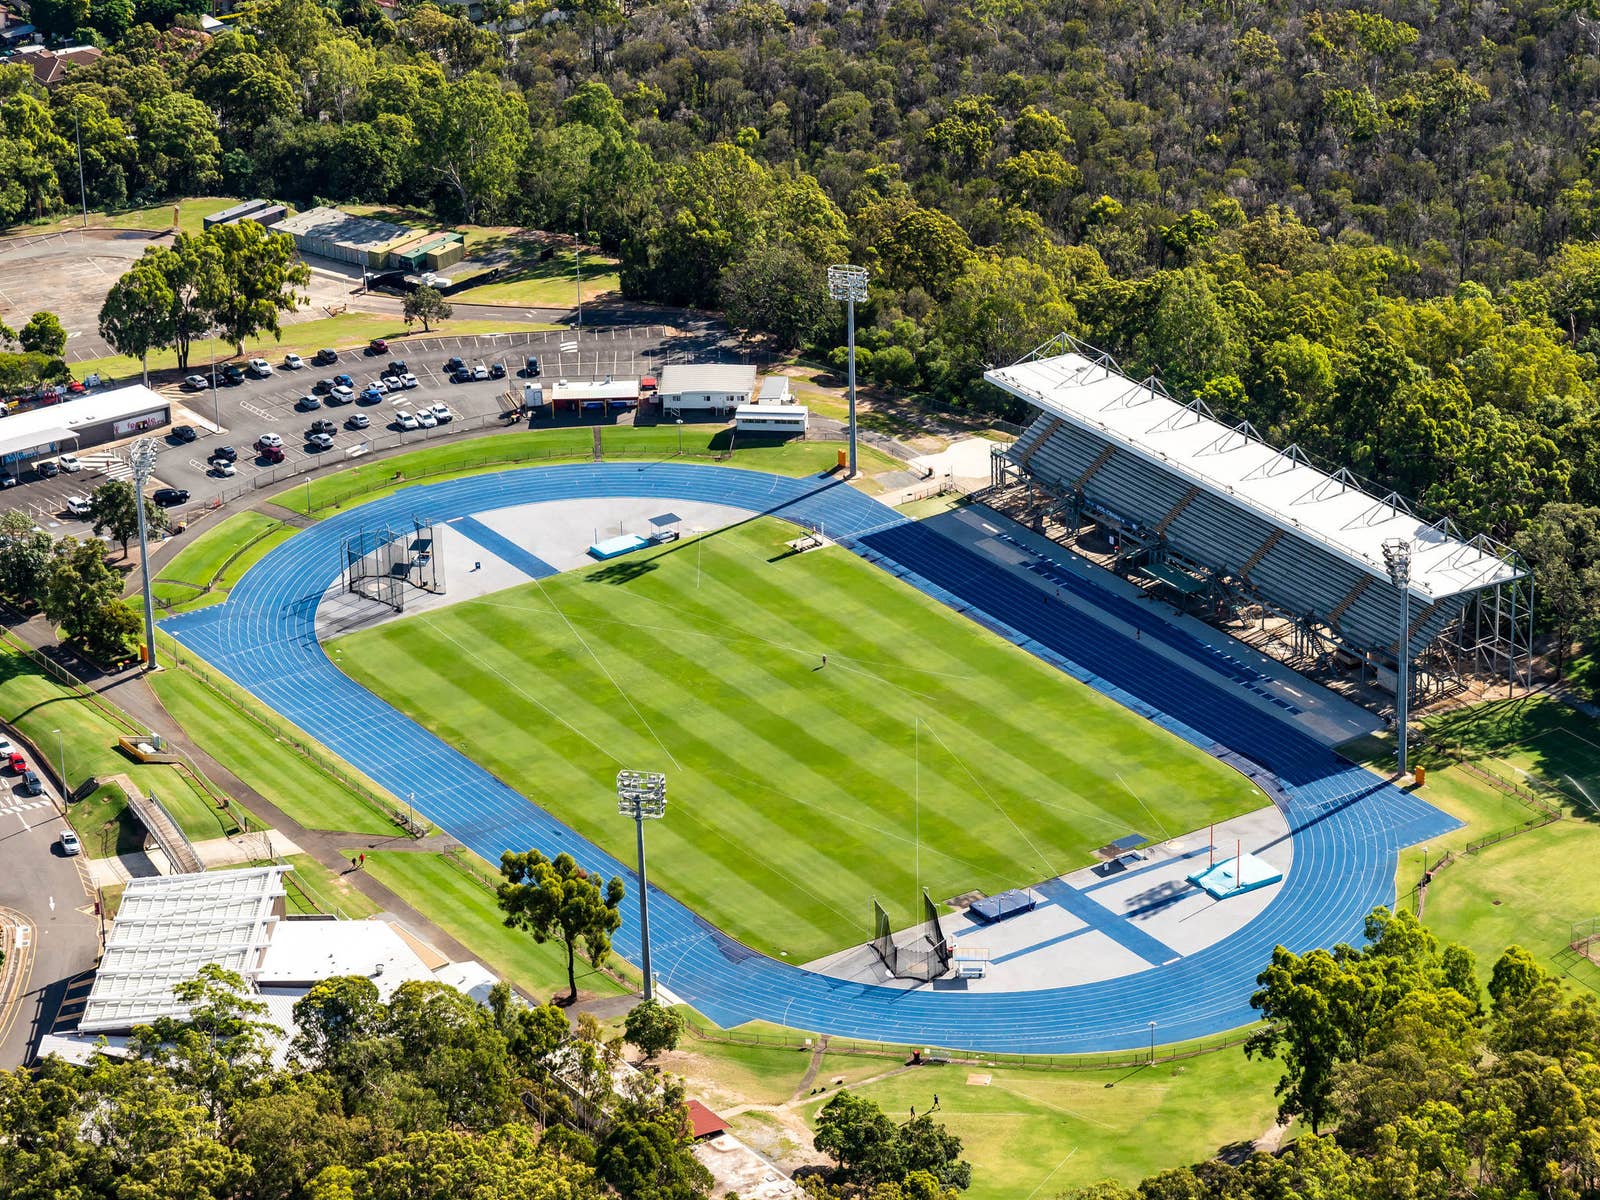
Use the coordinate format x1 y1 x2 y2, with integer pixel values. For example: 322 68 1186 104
804 803 1292 993
314 495 753 638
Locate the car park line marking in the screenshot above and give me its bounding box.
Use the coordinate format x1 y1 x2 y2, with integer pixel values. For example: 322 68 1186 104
242 402 278 421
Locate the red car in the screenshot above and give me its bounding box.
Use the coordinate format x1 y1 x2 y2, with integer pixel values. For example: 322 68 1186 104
7 751 25 774
262 445 285 464
367 338 388 355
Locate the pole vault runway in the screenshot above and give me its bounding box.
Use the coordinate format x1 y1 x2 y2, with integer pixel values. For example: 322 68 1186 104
164 463 1457 1053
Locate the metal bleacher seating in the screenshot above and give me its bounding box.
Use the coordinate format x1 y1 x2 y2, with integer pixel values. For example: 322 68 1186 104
1005 418 1470 660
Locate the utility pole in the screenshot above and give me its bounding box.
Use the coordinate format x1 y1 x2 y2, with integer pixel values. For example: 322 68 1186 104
73 111 88 230
128 439 159 670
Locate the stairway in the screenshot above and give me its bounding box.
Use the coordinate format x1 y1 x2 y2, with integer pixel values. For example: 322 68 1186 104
1325 576 1372 627
1074 444 1115 490
1238 528 1284 579
1154 486 1201 535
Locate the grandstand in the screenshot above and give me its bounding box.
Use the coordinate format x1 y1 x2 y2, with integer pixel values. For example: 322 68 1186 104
984 336 1532 708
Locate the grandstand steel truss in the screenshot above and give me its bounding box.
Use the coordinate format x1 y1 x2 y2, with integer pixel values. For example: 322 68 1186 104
340 517 444 612
984 334 1533 710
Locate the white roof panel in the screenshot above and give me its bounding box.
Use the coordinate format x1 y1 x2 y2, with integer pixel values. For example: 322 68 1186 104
658 363 758 396
986 351 1524 599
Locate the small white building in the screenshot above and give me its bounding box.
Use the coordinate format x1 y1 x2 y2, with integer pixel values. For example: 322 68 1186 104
658 364 758 416
735 404 809 437
756 376 791 405
551 378 640 413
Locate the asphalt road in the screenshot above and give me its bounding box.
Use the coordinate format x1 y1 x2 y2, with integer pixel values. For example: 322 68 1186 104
0 762 100 1069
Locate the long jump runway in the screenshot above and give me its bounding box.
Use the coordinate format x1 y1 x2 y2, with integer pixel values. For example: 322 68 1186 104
164 464 1457 1053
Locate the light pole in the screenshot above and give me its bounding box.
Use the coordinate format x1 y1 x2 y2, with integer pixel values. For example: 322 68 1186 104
1148 1020 1157 1064
827 264 868 478
72 111 88 230
128 438 159 670
1381 538 1414 776
616 769 667 1002
575 244 583 332
676 417 683 456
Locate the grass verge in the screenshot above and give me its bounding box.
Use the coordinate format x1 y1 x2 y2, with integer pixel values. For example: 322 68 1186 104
453 249 620 307
152 511 296 614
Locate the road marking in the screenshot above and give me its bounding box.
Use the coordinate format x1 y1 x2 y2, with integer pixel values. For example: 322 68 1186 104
242 401 278 421
47 896 54 913
560 341 578 352
15 927 29 948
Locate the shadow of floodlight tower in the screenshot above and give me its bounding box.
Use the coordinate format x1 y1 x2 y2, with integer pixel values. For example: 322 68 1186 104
128 437 159 671
617 769 667 1002
1381 537 1413 776
827 265 869 479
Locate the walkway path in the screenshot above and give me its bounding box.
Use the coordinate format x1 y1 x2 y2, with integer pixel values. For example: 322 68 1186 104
164 463 1457 1053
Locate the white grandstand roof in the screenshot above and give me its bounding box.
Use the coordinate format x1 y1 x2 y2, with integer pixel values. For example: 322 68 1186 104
986 346 1525 599
80 866 287 1033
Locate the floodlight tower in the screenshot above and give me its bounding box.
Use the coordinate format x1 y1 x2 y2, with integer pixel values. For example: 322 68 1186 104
616 769 667 1002
827 264 869 478
128 438 160 670
1381 538 1414 776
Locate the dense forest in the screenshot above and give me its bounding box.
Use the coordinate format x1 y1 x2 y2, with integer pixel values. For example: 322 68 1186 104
8 0 1600 609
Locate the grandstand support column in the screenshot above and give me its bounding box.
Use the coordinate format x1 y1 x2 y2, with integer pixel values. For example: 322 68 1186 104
1382 538 1413 775
128 438 159 672
616 770 667 1003
828 264 869 478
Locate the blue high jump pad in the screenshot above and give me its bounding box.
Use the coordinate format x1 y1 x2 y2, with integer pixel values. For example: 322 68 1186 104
1188 851 1284 899
968 889 1038 924
589 533 651 559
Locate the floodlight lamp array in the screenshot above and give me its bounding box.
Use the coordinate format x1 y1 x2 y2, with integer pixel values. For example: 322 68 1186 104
128 437 157 484
616 769 667 818
827 264 869 302
1381 537 1413 587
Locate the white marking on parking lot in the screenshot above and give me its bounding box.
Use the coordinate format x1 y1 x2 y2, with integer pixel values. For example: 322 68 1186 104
560 341 578 352
242 401 278 421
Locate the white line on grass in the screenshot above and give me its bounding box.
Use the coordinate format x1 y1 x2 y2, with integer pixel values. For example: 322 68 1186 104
1116 771 1171 841
924 720 1060 882
1023 1147 1078 1200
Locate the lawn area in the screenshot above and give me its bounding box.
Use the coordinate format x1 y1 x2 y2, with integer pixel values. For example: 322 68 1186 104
0 644 237 854
1424 694 1600 810
7 196 242 239
332 518 1264 961
453 249 620 308
148 664 399 837
70 314 561 382
152 511 296 614
362 850 630 1004
283 425 894 517
791 1050 1281 1199
280 853 382 918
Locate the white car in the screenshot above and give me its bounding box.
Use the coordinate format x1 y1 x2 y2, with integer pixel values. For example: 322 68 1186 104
212 460 237 477
395 411 419 431
416 410 438 428
65 495 91 517
471 363 490 381
308 432 334 449
59 829 80 856
429 403 453 422
282 353 304 370
400 372 419 389
0 739 11 758
331 385 354 402
247 358 273 378
256 432 284 449
184 374 208 390
57 454 81 473
367 378 389 394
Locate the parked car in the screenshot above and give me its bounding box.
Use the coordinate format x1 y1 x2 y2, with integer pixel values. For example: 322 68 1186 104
451 367 471 383
7 751 25 773
152 487 190 507
308 431 334 449
395 411 419 431
221 364 246 385
261 445 285 464
399 372 418 389
387 360 408 376
471 362 490 381
0 738 12 758
313 377 334 394
296 394 322 411
59 829 80 856
212 460 237 477
430 403 453 422
282 353 305 370
444 356 465 374
247 358 273 378
416 409 438 428
0 476 19 489
184 374 208 390
65 495 91 517
211 445 238 462
360 385 384 404
345 413 370 430
366 338 388 355
525 356 541 377
309 418 336 434
330 385 355 403
366 378 388 394
21 771 41 796
333 373 354 389
172 425 198 442
490 362 506 379
314 348 338 365
36 460 59 478
57 454 81 472
256 432 284 449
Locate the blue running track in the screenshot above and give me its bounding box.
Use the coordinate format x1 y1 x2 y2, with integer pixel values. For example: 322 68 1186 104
165 464 1457 1052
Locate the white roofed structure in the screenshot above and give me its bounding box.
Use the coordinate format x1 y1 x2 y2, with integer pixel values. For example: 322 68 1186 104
985 335 1531 698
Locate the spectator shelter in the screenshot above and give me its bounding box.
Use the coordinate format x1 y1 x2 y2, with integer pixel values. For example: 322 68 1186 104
658 364 758 417
0 384 169 477
550 378 640 413
986 337 1532 705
